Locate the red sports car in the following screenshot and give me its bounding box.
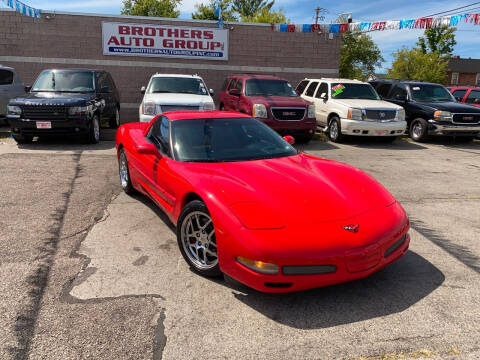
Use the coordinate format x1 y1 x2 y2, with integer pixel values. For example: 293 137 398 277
116 111 410 293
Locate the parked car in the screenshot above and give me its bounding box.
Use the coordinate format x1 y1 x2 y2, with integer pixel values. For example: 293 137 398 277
7 68 121 144
116 110 410 293
448 86 480 108
297 78 406 142
370 79 480 142
139 74 215 123
218 74 316 143
0 65 25 124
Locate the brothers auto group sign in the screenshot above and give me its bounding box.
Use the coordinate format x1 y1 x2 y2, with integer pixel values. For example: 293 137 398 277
102 22 229 61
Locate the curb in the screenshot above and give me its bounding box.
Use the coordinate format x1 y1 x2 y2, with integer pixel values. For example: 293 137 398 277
0 126 116 141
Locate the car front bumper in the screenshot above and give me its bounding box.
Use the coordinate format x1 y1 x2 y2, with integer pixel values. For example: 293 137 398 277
8 116 90 136
340 119 407 136
257 117 317 134
427 120 480 136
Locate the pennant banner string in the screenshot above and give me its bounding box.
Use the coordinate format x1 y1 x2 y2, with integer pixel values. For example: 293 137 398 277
2 0 41 18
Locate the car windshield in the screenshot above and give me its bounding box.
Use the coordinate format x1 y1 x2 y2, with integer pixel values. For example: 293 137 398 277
409 84 454 102
245 79 298 97
331 83 380 100
171 117 297 162
148 77 208 95
31 70 95 92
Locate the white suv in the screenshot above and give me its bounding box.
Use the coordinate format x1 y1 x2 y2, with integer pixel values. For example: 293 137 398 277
139 74 215 122
0 65 24 123
297 78 407 142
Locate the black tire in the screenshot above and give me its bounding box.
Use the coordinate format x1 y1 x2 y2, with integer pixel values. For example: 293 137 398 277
86 114 100 144
219 103 225 110
13 135 33 144
177 200 222 278
118 148 135 194
109 107 120 129
328 116 343 143
410 118 429 142
295 132 314 144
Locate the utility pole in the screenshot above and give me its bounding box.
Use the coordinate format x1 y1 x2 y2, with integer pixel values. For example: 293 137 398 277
315 7 327 24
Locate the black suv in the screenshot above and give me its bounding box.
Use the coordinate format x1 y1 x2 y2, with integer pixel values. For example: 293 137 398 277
7 69 120 144
370 79 480 142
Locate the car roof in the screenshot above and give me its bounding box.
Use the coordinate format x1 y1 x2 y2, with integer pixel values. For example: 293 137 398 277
450 86 480 90
0 65 15 71
303 78 365 84
40 68 100 73
229 74 286 81
164 110 252 121
151 74 203 79
372 79 442 86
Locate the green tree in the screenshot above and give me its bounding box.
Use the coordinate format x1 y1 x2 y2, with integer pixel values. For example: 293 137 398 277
121 0 181 18
417 25 457 56
387 47 448 83
232 0 273 18
241 6 287 23
339 31 384 81
192 0 238 21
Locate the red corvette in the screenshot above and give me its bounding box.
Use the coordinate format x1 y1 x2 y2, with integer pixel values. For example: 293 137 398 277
116 111 410 293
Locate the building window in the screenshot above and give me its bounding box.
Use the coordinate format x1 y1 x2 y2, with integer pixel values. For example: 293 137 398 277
476 73 480 85
451 72 459 85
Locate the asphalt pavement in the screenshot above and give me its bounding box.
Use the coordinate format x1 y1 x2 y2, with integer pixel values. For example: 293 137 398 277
0 136 479 360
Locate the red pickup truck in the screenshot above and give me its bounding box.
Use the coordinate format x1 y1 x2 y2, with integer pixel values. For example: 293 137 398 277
448 86 480 108
218 74 316 143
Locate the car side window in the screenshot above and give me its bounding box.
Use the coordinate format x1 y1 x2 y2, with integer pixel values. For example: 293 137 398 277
315 82 328 99
105 73 116 92
466 90 480 104
305 82 319 97
227 79 237 91
389 85 407 100
96 72 109 92
296 80 309 95
235 79 243 93
0 70 14 85
452 89 467 101
148 116 172 157
376 83 392 98
221 78 230 91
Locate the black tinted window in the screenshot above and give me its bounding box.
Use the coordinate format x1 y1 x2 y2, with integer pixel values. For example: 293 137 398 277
389 85 407 100
235 79 243 92
410 84 453 102
466 90 480 104
106 73 116 91
221 78 230 90
316 83 328 99
32 70 95 92
296 80 309 94
376 83 392 97
305 82 319 97
452 90 467 101
0 70 13 85
228 79 237 90
244 79 297 97
149 116 171 156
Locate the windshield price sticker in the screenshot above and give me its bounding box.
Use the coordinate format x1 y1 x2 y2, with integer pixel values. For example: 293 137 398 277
332 84 346 97
412 87 420 91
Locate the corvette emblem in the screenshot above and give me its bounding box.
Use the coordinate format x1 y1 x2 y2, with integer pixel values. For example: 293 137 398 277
343 224 359 233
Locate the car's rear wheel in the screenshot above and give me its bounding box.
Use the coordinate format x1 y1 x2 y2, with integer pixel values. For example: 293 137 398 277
328 116 343 142
177 200 221 277
13 135 33 144
109 107 120 128
410 118 428 142
219 103 225 110
86 115 100 144
118 148 134 194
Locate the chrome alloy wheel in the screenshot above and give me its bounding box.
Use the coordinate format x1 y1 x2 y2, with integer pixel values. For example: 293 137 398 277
93 116 100 142
181 211 218 270
115 108 120 127
330 120 339 140
119 151 129 189
412 121 423 139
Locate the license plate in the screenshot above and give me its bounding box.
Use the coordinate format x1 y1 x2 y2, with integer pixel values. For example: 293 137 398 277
375 130 387 135
36 121 52 129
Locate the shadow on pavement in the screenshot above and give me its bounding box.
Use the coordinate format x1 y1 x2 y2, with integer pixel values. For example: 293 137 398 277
425 136 480 150
228 251 444 329
341 137 428 150
16 136 116 152
295 140 340 152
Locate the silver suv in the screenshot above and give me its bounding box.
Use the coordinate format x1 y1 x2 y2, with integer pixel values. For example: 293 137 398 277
0 66 25 123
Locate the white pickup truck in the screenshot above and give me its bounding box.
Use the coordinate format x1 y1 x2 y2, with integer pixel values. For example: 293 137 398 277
139 74 215 123
296 78 407 142
0 65 24 124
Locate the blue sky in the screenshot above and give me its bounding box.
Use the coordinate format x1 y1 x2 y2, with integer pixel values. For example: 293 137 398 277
2 0 480 71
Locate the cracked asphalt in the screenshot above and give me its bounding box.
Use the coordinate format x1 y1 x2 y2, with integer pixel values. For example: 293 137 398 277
0 137 479 360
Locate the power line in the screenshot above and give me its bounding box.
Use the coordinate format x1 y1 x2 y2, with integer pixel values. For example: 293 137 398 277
424 1 480 17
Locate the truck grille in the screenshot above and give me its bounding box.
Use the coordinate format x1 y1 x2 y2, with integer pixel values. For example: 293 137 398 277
161 105 200 112
364 109 396 121
22 105 67 120
271 108 306 121
452 113 480 124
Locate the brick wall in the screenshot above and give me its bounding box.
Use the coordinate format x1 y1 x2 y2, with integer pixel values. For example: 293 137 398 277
0 10 340 122
446 71 479 86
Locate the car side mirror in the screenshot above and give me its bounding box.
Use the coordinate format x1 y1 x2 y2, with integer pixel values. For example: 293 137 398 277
136 142 160 156
320 92 327 100
25 85 31 92
283 135 295 145
101 86 110 93
229 89 241 97
474 98 480 104
209 88 215 96
454 96 463 102
395 94 407 102
141 86 146 95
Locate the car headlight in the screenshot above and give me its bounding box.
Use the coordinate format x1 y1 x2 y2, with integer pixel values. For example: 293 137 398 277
236 256 279 275
253 104 268 118
68 106 91 116
142 101 158 116
308 104 315 118
7 105 21 116
347 108 363 120
434 110 452 121
202 102 215 111
396 109 406 121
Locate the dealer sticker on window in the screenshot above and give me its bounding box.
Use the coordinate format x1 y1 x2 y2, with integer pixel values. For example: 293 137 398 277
332 84 346 97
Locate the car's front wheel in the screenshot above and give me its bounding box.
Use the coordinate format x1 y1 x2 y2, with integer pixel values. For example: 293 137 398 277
118 148 134 194
410 118 428 142
177 200 221 277
109 107 120 129
328 116 343 142
86 115 100 144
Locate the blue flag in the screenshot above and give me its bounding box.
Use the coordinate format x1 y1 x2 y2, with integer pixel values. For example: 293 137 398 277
2 0 41 18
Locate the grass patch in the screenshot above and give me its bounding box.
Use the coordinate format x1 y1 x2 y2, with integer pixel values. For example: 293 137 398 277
313 132 328 142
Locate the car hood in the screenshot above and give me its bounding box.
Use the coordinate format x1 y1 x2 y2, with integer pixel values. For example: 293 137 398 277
143 93 213 105
10 92 93 106
183 154 395 227
247 95 311 107
333 99 402 110
412 100 480 113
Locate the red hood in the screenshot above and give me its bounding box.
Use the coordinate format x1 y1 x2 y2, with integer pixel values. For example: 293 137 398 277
181 154 395 226
247 95 311 107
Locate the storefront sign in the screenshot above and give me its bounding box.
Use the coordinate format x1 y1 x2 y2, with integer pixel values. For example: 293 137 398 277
102 22 229 61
